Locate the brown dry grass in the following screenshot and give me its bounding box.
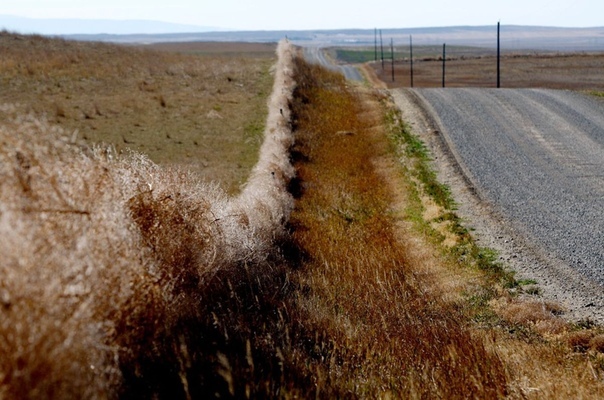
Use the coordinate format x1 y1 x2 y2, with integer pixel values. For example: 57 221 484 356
287 58 509 397
4 31 604 398
148 41 277 56
0 39 296 398
287 56 604 398
0 31 275 193
369 52 604 90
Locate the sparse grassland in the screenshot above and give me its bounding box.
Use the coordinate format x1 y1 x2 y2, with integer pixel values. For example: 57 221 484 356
3 31 604 398
286 58 508 397
0 31 276 193
0 38 293 398
148 41 277 57
283 55 604 398
331 46 604 90
332 45 488 64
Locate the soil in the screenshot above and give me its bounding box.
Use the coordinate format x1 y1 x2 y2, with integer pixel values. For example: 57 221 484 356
372 52 604 91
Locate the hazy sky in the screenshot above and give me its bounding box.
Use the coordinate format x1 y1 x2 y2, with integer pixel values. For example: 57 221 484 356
1 0 602 31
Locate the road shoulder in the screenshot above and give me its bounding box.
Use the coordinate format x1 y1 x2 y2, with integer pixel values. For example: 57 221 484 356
389 88 604 324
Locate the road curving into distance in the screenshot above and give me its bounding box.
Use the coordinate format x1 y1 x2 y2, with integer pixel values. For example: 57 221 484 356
302 46 363 81
403 88 604 319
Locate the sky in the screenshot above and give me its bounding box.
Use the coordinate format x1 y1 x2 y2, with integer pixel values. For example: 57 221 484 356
0 0 602 32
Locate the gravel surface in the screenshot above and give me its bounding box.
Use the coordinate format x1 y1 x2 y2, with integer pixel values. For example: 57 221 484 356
302 46 363 81
391 88 604 323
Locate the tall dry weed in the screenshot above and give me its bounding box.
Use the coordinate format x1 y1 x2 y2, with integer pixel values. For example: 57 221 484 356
0 40 297 397
286 58 509 397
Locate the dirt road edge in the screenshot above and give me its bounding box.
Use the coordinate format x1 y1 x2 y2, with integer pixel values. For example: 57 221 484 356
390 88 604 324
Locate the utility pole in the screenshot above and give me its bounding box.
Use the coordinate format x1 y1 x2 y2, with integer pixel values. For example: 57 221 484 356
497 21 501 88
442 43 446 88
410 35 414 88
374 28 378 62
391 38 395 82
380 30 384 69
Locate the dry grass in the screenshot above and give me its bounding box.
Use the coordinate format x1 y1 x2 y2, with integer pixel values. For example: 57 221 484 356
365 51 604 90
4 31 604 398
0 40 297 398
148 41 277 57
287 58 508 397
376 66 604 397
286 56 604 398
0 31 275 193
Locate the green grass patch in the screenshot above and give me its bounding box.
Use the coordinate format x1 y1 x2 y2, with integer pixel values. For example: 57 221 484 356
333 45 497 64
334 49 408 64
385 103 520 290
388 110 454 209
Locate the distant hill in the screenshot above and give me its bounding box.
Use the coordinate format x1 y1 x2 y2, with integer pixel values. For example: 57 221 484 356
63 25 604 52
0 14 225 35
2 17 604 52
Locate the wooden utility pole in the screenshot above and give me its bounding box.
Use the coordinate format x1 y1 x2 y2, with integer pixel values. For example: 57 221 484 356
442 43 446 88
380 30 384 69
391 38 395 82
374 28 378 62
497 21 501 88
410 35 414 88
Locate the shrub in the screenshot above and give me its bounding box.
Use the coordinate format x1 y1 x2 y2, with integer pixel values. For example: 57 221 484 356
0 40 297 397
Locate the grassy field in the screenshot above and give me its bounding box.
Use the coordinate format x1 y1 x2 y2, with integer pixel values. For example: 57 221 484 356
332 45 493 64
331 45 604 90
0 31 275 193
0 37 293 398
285 59 509 397
285 56 604 398
3 32 604 398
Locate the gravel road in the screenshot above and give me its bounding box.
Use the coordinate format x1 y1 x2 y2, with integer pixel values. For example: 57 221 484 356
391 88 604 322
302 46 363 81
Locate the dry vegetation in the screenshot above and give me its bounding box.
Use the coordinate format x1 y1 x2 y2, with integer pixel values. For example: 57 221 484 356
148 41 277 56
286 57 604 398
0 31 275 193
366 50 604 90
0 39 296 398
3 31 604 398
287 59 508 397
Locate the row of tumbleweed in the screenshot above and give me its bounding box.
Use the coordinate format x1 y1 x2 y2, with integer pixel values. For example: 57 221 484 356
0 40 296 397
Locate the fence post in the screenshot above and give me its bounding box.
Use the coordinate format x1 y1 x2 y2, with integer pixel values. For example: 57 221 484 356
380 30 384 69
442 43 446 88
497 21 501 88
391 38 395 82
410 35 414 88
375 28 378 62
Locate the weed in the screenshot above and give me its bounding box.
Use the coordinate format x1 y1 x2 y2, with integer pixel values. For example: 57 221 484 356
378 79 604 396
386 103 519 292
517 278 539 286
576 318 599 330
3 32 604 398
0 40 297 398
54 102 67 119
158 94 167 108
389 114 454 209
287 56 508 397
524 285 542 295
